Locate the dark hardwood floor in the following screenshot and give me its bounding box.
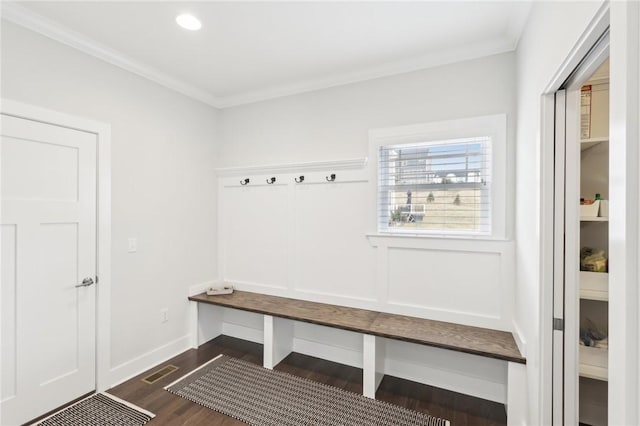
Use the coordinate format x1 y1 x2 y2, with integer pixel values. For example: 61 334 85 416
108 335 507 426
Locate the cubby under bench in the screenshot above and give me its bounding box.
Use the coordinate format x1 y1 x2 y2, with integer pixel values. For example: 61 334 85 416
188 290 526 424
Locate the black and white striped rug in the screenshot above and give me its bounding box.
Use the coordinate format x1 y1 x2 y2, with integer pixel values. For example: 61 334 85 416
166 355 450 426
36 392 154 426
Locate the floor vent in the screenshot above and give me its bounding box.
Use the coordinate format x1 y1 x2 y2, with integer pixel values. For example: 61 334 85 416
142 365 179 384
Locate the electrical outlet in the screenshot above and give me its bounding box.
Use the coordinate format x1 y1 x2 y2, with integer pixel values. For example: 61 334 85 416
161 308 168 323
128 238 137 253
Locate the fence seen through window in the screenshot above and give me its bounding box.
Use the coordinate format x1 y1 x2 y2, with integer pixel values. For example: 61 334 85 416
378 136 492 235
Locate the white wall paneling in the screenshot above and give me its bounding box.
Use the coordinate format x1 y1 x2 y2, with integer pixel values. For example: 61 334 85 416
294 179 377 301
388 248 501 319
221 182 289 291
218 161 514 331
215 158 514 403
367 235 514 330
218 161 374 304
1 225 17 402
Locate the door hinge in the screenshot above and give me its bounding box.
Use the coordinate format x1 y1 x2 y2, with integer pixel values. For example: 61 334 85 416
95 275 99 284
553 317 564 331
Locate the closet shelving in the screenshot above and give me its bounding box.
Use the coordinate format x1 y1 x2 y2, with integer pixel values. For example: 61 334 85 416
578 60 609 426
579 345 608 381
578 143 609 384
580 137 609 152
580 216 608 222
579 271 608 301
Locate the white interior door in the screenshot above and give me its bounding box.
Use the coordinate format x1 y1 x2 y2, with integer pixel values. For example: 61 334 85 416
552 33 610 425
1 114 97 425
552 89 568 426
552 86 582 426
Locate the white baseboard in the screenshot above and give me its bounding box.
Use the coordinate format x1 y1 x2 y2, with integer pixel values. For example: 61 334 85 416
385 357 506 403
204 322 508 404
293 337 364 369
293 336 507 403
222 322 264 344
293 338 507 403
109 334 192 387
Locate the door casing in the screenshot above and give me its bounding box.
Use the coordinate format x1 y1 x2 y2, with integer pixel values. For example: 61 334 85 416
538 5 610 424
1 99 112 393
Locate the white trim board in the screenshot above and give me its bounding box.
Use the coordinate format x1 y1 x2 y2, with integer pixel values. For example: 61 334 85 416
0 98 113 391
216 157 367 177
608 2 640 424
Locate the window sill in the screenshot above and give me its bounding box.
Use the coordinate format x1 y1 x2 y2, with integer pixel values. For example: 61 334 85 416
365 232 512 250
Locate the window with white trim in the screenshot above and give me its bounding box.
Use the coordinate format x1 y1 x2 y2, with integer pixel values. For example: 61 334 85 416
372 114 506 238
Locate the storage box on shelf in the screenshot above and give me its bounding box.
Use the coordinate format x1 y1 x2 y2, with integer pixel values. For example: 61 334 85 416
580 199 600 218
579 194 609 221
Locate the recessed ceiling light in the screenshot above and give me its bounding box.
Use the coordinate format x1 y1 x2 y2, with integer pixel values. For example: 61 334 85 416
176 14 202 31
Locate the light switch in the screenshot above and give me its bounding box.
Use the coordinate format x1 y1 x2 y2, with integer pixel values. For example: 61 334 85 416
128 238 137 253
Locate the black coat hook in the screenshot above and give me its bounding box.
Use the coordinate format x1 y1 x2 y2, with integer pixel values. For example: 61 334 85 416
326 173 336 182
240 178 250 185
266 177 276 184
295 175 305 183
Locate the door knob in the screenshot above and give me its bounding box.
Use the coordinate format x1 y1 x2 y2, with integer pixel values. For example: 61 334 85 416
75 277 95 288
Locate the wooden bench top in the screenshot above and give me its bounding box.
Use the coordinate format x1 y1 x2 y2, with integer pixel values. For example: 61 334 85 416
189 290 525 364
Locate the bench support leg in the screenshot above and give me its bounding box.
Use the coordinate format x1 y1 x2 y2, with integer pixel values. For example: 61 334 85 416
264 315 293 369
190 301 199 349
507 361 527 426
191 301 224 349
363 334 385 399
193 303 224 348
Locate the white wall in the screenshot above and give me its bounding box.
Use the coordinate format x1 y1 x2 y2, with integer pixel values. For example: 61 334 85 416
514 1 605 424
1 22 220 383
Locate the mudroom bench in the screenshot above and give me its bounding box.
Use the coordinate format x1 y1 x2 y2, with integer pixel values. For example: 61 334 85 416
188 290 526 424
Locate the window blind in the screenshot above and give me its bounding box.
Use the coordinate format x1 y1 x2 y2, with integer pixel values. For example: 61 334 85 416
378 136 492 235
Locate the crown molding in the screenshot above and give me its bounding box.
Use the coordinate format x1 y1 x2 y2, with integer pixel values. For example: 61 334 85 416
3 3 519 110
1 3 222 108
216 157 368 177
217 38 516 108
505 2 533 51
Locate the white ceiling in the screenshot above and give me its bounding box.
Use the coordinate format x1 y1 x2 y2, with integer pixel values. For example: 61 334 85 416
3 1 532 108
